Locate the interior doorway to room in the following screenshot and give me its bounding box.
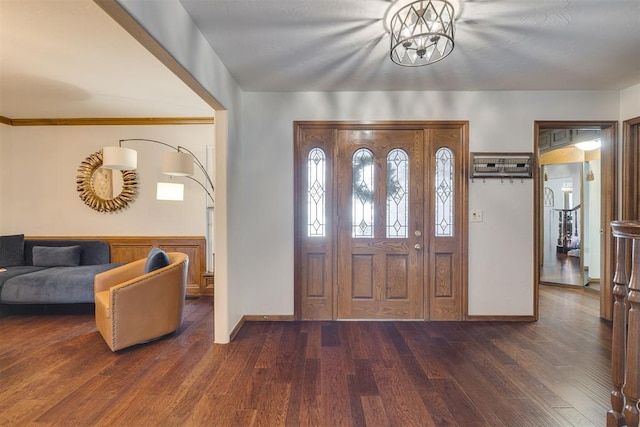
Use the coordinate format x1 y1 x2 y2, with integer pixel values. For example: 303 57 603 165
534 122 617 321
294 121 468 322
539 138 601 290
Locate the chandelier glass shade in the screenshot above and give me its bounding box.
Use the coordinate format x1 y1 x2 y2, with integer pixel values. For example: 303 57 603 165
389 0 455 66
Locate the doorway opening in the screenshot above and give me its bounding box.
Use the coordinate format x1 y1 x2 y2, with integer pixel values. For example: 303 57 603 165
539 135 601 290
534 121 617 321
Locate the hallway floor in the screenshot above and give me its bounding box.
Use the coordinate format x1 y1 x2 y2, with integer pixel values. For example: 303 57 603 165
541 249 584 287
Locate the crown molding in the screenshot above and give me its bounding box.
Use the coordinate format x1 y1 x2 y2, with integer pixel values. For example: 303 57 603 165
0 116 214 126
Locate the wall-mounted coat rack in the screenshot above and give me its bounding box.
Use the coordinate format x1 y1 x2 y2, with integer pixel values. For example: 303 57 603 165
470 152 534 183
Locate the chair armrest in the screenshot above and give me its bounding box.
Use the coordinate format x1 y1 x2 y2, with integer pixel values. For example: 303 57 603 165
94 258 147 294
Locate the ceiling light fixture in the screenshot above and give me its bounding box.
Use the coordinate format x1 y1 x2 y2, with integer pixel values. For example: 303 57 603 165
574 139 601 151
387 0 458 66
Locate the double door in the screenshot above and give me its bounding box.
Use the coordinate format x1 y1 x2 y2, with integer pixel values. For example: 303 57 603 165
295 122 467 321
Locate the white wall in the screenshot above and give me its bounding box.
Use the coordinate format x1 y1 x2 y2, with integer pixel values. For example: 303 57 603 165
98 2 640 335
116 0 244 343
620 83 640 121
240 90 619 316
0 124 8 229
586 160 601 279
0 125 213 237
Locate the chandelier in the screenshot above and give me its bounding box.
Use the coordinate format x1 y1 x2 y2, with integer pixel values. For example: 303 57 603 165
388 0 456 66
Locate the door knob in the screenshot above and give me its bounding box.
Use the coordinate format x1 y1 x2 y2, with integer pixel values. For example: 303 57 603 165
414 244 423 251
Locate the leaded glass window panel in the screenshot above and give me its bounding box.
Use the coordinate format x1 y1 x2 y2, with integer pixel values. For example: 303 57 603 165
386 149 409 238
435 147 454 236
307 148 326 237
352 148 374 238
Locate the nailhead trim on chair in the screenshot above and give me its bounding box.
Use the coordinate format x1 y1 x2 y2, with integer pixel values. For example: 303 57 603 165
110 260 185 351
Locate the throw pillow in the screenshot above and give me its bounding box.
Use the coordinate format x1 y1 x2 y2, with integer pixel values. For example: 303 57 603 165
0 234 25 267
144 247 170 273
32 245 82 267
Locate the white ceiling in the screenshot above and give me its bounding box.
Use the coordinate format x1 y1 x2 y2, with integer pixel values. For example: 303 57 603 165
0 1 213 119
1 0 639 119
181 0 640 92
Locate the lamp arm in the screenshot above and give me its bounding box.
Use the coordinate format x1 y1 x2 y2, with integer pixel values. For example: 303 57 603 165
186 176 215 206
119 138 214 201
177 146 215 192
119 138 178 151
119 139 215 193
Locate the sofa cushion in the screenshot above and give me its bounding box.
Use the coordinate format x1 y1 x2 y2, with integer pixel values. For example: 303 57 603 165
0 266 48 290
0 263 121 304
32 245 82 267
144 247 170 273
0 234 25 267
24 240 110 266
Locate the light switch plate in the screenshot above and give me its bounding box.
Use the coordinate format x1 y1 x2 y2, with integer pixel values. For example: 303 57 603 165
470 209 483 222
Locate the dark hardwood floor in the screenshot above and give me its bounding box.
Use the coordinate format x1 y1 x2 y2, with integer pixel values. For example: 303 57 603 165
541 248 584 287
0 286 610 426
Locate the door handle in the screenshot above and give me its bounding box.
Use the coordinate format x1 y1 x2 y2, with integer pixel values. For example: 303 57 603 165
414 244 423 251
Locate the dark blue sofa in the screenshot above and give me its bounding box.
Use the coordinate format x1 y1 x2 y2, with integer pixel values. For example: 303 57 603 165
0 236 121 306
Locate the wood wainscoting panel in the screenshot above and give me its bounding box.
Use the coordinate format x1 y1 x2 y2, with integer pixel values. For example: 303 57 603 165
107 237 206 296
28 236 207 297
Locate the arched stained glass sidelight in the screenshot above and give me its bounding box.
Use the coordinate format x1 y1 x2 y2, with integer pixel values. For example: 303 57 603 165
386 149 409 238
352 148 374 238
435 147 454 236
307 148 326 237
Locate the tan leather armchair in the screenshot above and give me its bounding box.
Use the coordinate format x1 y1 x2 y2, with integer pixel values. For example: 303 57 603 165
94 252 188 352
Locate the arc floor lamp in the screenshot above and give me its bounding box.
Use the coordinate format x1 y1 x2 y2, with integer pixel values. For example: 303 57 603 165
103 138 215 270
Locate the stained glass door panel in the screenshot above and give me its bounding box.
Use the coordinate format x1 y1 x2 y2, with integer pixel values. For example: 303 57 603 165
336 129 425 319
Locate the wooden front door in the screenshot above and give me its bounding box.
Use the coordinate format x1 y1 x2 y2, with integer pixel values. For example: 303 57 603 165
294 121 467 321
336 129 424 319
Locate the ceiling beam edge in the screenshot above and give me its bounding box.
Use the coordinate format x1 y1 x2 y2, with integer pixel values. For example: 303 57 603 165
94 0 224 111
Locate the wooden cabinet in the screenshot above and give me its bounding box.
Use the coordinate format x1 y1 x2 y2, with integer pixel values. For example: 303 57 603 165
540 129 601 152
572 129 600 144
539 130 551 150
550 129 572 148
539 129 571 151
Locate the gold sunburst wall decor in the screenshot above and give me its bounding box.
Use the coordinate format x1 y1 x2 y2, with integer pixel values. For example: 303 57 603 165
76 150 138 212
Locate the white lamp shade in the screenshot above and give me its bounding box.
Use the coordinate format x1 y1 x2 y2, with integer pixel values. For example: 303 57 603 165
102 146 137 170
156 182 184 201
162 152 194 176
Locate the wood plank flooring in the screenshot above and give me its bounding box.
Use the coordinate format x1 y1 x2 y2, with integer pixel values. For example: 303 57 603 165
0 286 610 426
541 249 585 287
